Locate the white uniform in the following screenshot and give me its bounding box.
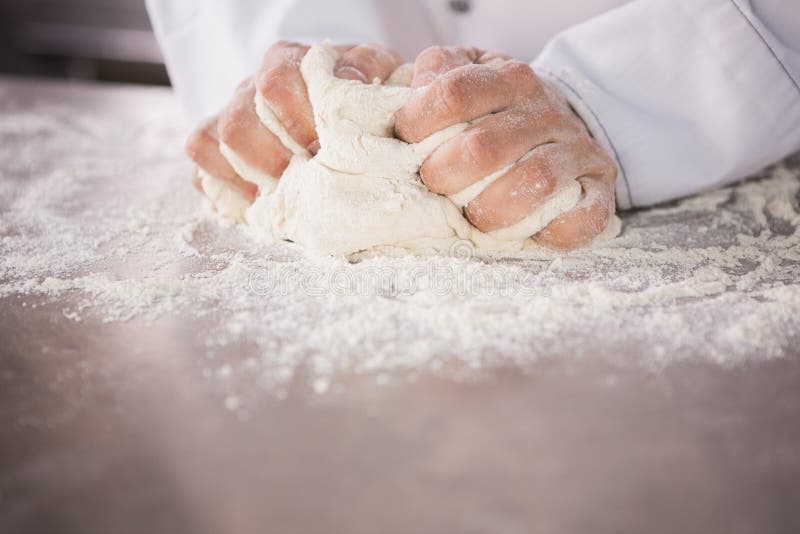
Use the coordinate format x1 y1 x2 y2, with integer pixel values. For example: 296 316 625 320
146 0 800 208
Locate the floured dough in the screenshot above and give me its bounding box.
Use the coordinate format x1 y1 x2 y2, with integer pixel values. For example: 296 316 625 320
222 42 620 257
198 169 251 222
219 142 278 192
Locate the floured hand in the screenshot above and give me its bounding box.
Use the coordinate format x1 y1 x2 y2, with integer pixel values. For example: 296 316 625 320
395 46 618 250
185 41 405 210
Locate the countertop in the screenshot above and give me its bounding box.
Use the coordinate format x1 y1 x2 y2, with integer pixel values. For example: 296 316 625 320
1 76 799 534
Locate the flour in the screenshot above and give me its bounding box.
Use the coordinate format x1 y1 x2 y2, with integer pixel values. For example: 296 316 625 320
229 42 620 257
0 78 798 405
198 169 251 222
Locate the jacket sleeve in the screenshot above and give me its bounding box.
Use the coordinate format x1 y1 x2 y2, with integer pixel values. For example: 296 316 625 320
145 0 400 126
532 0 800 209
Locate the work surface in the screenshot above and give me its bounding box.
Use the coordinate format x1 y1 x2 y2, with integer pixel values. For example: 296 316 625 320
1 77 799 533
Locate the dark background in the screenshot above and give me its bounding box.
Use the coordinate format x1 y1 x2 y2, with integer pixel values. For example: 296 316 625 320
0 0 169 85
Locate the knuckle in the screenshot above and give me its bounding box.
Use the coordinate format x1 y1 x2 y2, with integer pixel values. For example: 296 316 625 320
501 60 536 84
584 139 618 182
264 144 293 176
184 127 211 159
271 40 303 52
600 152 618 181
349 46 375 62
535 225 570 249
260 80 291 111
235 77 252 92
394 109 418 142
264 61 293 84
280 113 302 134
478 50 511 63
418 46 449 67
521 159 556 194
462 46 482 62
600 161 617 184
581 203 610 240
436 76 467 115
463 199 491 232
538 107 562 127
348 48 380 73
417 46 465 75
216 116 236 144
263 41 302 67
463 130 497 167
382 45 405 64
279 111 314 145
230 102 250 122
538 214 583 247
217 107 248 143
419 160 446 194
361 45 382 59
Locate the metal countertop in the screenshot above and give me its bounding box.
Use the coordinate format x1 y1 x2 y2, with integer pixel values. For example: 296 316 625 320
1 77 799 534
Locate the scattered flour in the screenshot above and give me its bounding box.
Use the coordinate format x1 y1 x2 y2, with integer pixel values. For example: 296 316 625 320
0 78 799 404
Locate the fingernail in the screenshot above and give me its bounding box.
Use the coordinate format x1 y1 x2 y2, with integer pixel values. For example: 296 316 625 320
334 66 368 83
307 139 321 155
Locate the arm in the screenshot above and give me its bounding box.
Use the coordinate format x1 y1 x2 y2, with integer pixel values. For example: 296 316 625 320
533 0 800 209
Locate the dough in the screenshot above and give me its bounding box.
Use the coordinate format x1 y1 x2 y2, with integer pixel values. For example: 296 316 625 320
224 42 620 257
219 142 278 192
198 169 251 222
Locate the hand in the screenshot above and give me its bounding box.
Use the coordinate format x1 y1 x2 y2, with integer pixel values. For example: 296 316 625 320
184 115 259 201
395 46 617 250
186 41 404 203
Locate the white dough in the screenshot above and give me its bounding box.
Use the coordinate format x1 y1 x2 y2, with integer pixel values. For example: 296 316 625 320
237 42 621 257
198 169 250 222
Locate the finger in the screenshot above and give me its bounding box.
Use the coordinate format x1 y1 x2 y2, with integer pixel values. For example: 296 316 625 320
306 139 321 155
534 176 616 250
475 50 512 64
184 117 257 199
334 43 405 82
420 107 559 196
256 41 317 150
410 45 481 88
464 141 606 232
333 43 358 54
218 79 292 179
191 169 203 193
396 60 535 143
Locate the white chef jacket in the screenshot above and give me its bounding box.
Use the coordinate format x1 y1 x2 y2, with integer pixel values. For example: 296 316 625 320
146 0 800 209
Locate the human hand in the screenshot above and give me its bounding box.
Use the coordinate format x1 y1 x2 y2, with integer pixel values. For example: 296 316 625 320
395 46 617 250
184 115 258 202
185 41 405 205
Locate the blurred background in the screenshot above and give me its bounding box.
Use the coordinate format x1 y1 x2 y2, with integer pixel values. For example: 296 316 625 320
0 0 169 85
